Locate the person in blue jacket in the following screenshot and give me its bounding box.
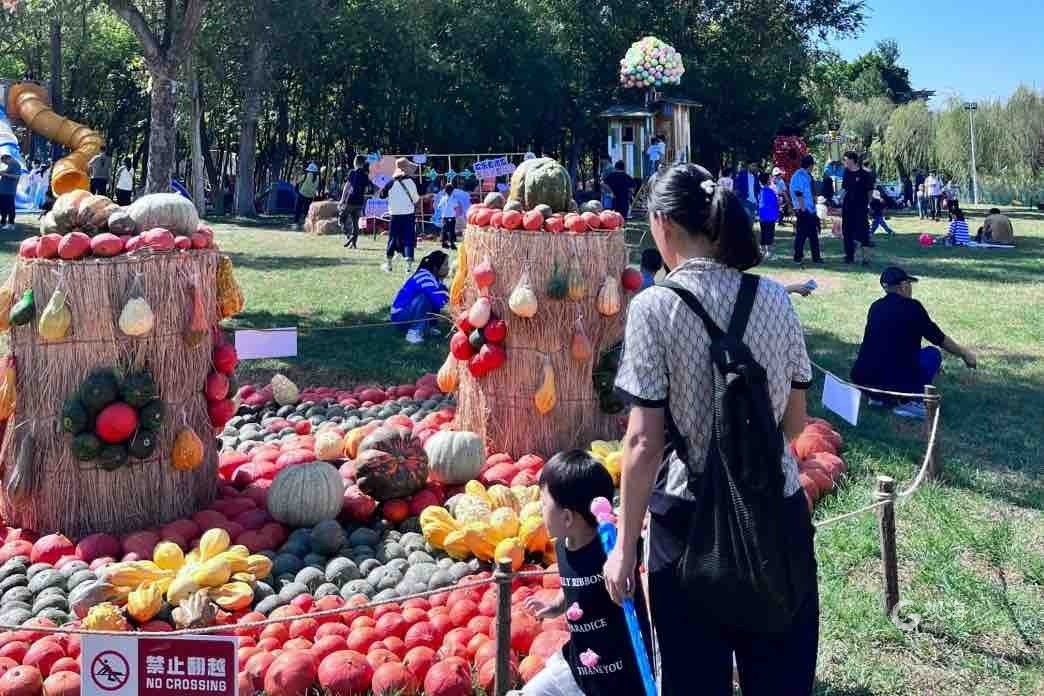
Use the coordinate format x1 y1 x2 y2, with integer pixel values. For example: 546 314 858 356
391 250 450 345
757 171 780 258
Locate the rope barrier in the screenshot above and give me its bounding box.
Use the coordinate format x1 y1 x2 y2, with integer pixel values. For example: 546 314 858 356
809 360 940 401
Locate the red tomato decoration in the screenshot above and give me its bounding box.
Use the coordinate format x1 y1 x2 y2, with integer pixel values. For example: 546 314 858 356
482 318 507 344
263 650 317 696
371 662 418 696
403 646 437 683
95 402 139 444
423 657 472 696
318 650 373 696
490 211 503 228
473 208 493 227
580 211 601 230
382 499 410 524
544 216 565 234
449 331 475 361
41 671 79 696
564 213 585 234
477 343 506 371
522 210 544 231
600 210 623 230
502 210 523 230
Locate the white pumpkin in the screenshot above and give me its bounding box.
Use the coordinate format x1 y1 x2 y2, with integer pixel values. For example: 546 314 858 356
314 429 344 461
126 193 200 236
267 461 345 527
271 373 299 406
423 430 485 484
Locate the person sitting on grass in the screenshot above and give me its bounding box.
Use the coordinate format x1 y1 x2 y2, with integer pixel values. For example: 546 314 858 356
390 250 449 345
946 208 971 246
851 266 976 419
514 450 651 696
978 208 1015 244
639 248 663 290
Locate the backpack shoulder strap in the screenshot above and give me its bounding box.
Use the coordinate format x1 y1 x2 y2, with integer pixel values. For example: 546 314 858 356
727 273 760 339
656 280 724 341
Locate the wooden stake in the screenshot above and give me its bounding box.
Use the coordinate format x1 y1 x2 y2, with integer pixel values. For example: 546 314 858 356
924 385 941 481
875 476 900 618
494 559 514 696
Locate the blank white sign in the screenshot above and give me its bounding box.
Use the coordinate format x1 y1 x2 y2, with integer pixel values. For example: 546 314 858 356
235 328 298 360
821 373 861 426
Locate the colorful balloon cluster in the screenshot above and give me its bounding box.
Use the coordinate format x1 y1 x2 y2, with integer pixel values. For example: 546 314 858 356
619 36 684 89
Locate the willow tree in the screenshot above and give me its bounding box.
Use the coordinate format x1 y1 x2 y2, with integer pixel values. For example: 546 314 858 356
106 0 207 193
877 101 935 179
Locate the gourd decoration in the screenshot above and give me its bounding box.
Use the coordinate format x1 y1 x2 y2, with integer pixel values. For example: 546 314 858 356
437 353 459 394
127 581 164 623
424 430 484 484
472 255 496 290
571 317 593 361
216 255 245 319
172 427 204 471
507 157 573 213
184 275 208 348
38 286 72 341
449 242 468 308
6 428 38 504
0 277 14 331
271 373 299 406
267 461 345 527
468 296 492 329
534 357 557 415
8 289 34 326
546 258 568 299
355 425 429 501
126 193 200 236
314 429 344 461
597 274 622 316
567 255 586 301
508 269 538 318
119 272 155 337
0 356 15 421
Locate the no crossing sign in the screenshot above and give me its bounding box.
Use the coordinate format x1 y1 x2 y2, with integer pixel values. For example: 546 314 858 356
82 634 238 696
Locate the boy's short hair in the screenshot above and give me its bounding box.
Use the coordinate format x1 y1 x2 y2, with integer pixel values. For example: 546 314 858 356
640 248 663 273
758 172 770 186
539 450 615 528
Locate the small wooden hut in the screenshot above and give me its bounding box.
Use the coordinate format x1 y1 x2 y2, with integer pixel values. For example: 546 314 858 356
599 96 697 177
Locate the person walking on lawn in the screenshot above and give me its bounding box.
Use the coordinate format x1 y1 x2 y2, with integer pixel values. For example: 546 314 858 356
380 158 421 273
293 163 321 229
868 190 895 237
338 156 370 248
789 154 822 265
841 151 874 265
851 266 977 419
757 171 780 259
434 183 462 249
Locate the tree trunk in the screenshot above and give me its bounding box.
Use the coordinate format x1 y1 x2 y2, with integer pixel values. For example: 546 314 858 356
189 59 207 213
145 66 177 194
235 18 268 217
49 17 63 162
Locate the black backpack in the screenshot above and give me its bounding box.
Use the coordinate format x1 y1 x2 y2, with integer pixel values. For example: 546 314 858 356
659 274 813 633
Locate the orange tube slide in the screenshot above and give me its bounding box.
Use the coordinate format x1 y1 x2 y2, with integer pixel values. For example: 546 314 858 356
7 83 105 195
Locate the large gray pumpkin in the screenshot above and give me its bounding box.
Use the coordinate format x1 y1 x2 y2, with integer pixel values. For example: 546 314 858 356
507 157 573 213
267 461 345 527
126 193 200 236
423 430 484 484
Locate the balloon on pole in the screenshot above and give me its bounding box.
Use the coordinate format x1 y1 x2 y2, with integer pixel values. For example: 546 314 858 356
620 36 684 89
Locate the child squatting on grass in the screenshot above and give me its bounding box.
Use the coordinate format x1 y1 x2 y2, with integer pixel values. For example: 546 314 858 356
508 450 651 696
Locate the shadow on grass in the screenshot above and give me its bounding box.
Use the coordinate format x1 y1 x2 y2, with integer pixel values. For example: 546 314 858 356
813 682 875 696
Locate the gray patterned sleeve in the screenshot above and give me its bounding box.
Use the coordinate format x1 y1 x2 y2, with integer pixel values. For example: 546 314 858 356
784 295 813 389
614 291 669 406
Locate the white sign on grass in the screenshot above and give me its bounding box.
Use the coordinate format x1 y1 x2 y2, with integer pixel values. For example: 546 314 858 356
235 328 298 360
821 373 861 426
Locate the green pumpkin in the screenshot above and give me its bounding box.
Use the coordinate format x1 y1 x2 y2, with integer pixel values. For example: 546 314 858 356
508 157 573 213
139 399 165 431
80 370 119 414
71 433 102 461
61 398 89 435
9 290 34 327
97 444 128 471
121 371 157 408
127 430 157 459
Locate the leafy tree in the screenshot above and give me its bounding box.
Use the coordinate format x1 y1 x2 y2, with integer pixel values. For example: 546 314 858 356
846 39 913 104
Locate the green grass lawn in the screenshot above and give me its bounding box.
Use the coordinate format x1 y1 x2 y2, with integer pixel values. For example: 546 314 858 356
3 206 1042 694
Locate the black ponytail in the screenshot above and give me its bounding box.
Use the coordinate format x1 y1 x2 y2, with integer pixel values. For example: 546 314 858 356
648 163 760 271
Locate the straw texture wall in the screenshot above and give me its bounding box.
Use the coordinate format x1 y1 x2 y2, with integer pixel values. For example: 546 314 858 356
0 250 220 537
455 225 629 457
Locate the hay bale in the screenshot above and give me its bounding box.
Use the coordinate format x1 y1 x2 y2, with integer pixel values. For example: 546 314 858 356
454 225 629 457
308 200 339 222
307 218 342 236
0 250 221 537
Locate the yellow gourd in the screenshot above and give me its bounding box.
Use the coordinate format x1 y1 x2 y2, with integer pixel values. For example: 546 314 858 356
245 554 273 579
441 529 472 560
464 480 491 504
455 495 492 524
462 522 496 561
436 353 459 394
519 516 551 553
103 561 170 587
190 557 232 588
512 485 540 506
216 255 245 319
172 429 204 471
232 572 256 584
0 356 16 421
209 581 253 611
153 542 185 571
488 507 520 541
271 373 299 406
119 297 155 337
314 429 343 460
127 581 165 623
597 275 622 316
420 506 458 547
519 501 543 520
166 575 200 604
534 358 557 415
216 550 250 575
486 485 517 512
449 242 468 308
494 537 524 572
566 257 586 301
38 288 71 341
184 549 201 567
198 528 231 561
508 270 538 318
83 603 130 632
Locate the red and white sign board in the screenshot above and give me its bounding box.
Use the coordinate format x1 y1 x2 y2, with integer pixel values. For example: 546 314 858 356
82 634 238 696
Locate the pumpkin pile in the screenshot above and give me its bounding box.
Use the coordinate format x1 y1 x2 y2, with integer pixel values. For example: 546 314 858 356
420 480 552 571
204 330 238 430
61 368 164 469
23 192 214 262
793 417 847 510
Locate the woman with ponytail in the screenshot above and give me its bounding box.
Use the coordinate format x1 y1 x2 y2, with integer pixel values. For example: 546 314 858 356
604 163 819 694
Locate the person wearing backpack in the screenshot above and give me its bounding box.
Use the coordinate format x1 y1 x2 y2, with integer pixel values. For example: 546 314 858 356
380 158 421 274
604 163 819 696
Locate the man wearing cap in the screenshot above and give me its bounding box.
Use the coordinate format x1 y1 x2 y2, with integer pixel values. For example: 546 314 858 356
293 162 321 229
380 158 420 273
851 267 977 418
789 154 822 265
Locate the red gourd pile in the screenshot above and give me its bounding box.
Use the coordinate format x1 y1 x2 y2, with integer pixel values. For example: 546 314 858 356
793 417 847 510
18 224 214 261
467 204 623 235
205 330 238 429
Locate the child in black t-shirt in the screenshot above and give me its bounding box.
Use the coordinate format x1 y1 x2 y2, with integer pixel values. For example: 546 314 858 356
516 450 651 696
